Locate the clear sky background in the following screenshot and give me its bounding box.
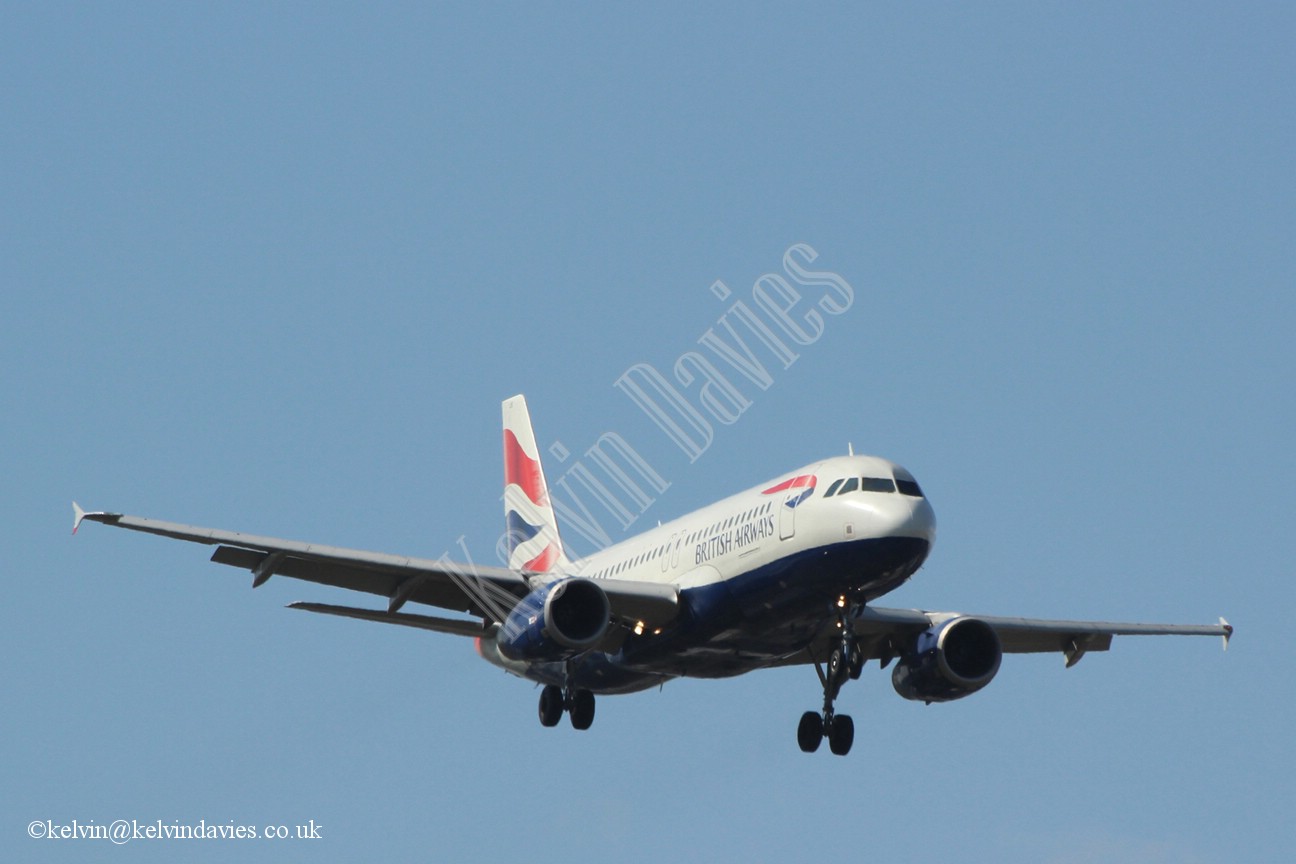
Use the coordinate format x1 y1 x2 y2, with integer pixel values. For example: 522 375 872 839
4 3 1291 862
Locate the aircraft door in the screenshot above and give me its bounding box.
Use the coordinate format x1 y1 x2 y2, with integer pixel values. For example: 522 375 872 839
779 492 797 540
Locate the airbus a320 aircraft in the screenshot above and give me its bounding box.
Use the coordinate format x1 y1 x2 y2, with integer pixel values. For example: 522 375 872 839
74 395 1231 755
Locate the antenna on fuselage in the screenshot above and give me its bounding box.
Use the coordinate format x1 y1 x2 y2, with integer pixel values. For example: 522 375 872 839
848 442 854 456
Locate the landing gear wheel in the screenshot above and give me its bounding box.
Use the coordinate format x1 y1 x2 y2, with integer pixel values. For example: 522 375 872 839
828 714 854 756
848 648 865 680
569 689 595 730
538 685 563 727
797 711 823 753
828 646 847 687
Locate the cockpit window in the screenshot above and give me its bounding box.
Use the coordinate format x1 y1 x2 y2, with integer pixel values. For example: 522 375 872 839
827 473 920 497
893 467 923 498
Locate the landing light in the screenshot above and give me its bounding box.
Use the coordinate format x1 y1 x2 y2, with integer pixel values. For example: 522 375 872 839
633 621 645 636
836 596 847 609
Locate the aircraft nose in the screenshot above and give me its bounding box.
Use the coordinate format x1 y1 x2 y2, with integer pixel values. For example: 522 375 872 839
895 495 936 544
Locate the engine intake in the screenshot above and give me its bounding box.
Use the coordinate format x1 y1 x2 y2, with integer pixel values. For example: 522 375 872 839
497 578 611 662
891 617 1002 703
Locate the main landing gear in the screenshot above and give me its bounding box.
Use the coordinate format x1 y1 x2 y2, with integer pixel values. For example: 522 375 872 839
798 612 865 756
538 684 596 730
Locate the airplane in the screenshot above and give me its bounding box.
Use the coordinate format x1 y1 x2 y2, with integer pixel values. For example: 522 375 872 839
73 394 1232 756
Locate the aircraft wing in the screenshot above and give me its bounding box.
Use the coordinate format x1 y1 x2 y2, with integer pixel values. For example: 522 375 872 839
72 504 679 628
776 605 1232 669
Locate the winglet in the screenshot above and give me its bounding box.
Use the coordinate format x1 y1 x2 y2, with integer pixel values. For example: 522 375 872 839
1220 617 1233 651
72 502 120 534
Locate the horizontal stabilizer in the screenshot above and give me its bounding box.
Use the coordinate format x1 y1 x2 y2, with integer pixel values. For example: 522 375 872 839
288 602 491 638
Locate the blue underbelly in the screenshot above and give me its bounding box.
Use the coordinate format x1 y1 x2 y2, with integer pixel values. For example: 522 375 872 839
614 535 930 679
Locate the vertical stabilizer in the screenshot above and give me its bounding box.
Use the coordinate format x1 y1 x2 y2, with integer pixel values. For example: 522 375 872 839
502 395 568 574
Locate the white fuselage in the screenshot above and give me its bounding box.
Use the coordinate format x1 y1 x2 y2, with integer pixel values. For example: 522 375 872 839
480 455 936 691
573 454 934 595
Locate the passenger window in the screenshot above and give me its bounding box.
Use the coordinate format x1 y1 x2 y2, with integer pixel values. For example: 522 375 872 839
824 478 845 497
861 477 896 493
839 477 860 494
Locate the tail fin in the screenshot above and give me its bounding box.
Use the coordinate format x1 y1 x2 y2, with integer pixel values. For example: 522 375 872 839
502 395 568 574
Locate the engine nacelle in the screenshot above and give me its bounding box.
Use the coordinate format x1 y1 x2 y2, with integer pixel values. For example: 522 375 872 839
497 578 611 662
891 616 1002 703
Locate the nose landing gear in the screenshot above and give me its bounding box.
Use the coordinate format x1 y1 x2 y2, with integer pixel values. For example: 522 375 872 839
798 613 862 756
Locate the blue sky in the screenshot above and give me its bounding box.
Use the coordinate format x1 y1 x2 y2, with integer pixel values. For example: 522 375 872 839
4 3 1291 861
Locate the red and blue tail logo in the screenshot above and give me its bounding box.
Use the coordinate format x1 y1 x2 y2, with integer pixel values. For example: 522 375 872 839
762 474 817 508
502 395 566 573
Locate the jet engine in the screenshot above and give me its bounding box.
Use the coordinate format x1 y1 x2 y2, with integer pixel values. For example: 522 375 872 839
497 578 611 662
891 617 1002 703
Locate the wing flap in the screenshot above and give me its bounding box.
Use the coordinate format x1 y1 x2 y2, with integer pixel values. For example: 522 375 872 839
210 545 490 614
287 602 492 637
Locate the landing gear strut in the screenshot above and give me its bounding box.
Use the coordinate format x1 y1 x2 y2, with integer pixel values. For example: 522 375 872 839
537 684 596 731
798 610 862 756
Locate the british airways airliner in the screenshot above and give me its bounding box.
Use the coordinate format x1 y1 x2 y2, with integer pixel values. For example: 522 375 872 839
74 395 1231 756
